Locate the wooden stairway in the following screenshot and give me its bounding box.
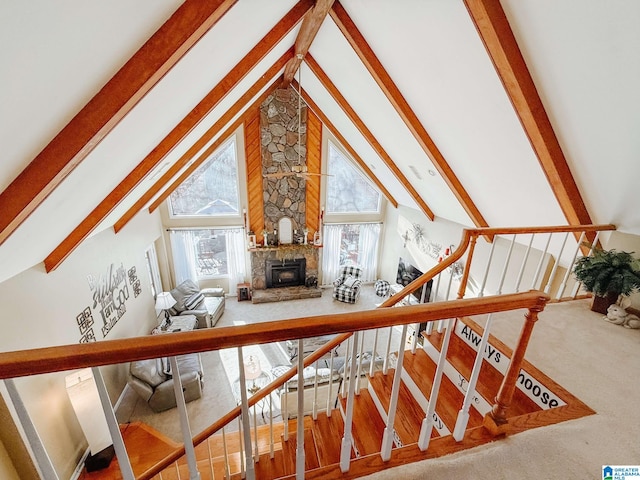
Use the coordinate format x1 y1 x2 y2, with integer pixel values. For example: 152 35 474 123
87 317 594 479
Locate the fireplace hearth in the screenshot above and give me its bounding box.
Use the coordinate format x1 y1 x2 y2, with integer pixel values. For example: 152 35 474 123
266 258 306 289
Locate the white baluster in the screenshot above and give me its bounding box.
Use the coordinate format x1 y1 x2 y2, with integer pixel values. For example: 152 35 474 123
4 377 60 480
411 322 420 353
383 327 393 375
342 336 352 395
452 313 494 441
327 348 335 417
557 232 586 300
570 231 601 297
515 234 534 292
356 331 365 394
238 417 245 479
222 427 231 480
296 339 305 480
313 359 320 419
269 392 275 459
237 348 255 480
381 324 408 461
206 433 214 480
370 329 379 377
497 234 516 295
340 331 361 472
418 318 456 451
91 367 135 480
479 238 497 298
545 232 569 294
283 380 289 438
168 357 201 479
531 233 552 290
437 270 454 333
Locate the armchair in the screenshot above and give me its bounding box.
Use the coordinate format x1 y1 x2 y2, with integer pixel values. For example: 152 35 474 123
128 353 204 413
332 265 363 304
168 280 225 328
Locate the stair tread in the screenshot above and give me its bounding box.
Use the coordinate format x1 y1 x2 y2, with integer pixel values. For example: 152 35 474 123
312 410 347 466
280 427 320 474
403 348 484 431
424 318 541 417
339 389 387 456
367 370 425 445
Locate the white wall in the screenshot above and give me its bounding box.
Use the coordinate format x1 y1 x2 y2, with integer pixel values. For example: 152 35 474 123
0 210 163 479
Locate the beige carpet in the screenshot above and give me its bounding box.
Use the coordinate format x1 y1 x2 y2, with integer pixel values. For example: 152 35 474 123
361 299 640 480
116 286 402 440
117 289 640 479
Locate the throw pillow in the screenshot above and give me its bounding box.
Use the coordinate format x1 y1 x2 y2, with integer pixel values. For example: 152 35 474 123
343 275 357 288
184 292 204 311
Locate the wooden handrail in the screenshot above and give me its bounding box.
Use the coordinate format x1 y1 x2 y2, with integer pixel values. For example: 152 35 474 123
137 332 352 479
0 291 549 380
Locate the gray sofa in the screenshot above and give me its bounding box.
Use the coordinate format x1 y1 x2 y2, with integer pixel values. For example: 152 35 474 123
168 280 225 328
128 354 204 412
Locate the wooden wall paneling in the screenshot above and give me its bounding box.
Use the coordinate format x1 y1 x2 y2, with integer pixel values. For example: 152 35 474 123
305 109 322 234
244 108 265 241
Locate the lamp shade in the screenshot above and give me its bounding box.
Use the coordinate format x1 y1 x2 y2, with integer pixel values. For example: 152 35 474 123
243 355 262 381
65 368 112 455
155 291 176 311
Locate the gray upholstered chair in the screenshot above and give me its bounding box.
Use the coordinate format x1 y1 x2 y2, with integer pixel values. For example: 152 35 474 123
168 280 225 328
128 354 204 412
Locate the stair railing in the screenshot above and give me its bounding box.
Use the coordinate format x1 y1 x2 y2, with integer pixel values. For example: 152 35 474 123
149 222 615 478
0 291 551 479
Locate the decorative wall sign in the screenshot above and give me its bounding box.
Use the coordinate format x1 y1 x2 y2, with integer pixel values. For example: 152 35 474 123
85 262 131 339
128 266 141 298
76 307 96 343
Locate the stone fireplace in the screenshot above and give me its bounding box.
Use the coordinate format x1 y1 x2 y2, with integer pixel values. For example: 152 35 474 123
265 257 306 288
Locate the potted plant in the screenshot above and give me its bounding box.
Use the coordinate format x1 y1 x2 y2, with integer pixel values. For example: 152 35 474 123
573 246 640 314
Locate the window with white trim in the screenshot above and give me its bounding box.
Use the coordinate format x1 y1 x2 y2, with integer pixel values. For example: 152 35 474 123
169 138 239 217
326 141 381 214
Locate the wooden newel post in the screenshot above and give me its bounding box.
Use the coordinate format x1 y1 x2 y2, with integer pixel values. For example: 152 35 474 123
483 307 540 435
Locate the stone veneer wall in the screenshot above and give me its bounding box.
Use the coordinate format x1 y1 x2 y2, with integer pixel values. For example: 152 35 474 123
250 245 319 290
260 87 308 233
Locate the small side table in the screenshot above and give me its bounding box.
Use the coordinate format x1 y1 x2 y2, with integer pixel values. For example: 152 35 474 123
152 315 197 334
237 283 252 301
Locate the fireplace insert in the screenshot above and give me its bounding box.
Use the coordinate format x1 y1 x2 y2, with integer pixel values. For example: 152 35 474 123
265 258 306 288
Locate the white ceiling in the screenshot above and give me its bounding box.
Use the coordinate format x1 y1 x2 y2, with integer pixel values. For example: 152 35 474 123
1 0 638 284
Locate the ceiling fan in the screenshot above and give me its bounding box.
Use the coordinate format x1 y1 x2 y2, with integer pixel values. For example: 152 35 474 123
264 165 331 180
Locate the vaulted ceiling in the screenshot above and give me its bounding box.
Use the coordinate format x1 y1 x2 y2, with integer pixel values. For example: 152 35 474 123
1 0 638 285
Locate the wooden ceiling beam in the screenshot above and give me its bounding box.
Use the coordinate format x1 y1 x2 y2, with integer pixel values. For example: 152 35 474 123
283 0 335 85
330 1 487 228
0 0 238 246
463 0 593 226
293 81 399 209
305 54 434 220
43 1 313 272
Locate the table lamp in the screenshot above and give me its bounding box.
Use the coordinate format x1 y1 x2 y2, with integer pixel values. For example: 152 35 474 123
155 292 176 328
243 355 262 394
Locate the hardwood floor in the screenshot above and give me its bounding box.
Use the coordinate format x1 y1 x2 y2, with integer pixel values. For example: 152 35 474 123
84 316 595 479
